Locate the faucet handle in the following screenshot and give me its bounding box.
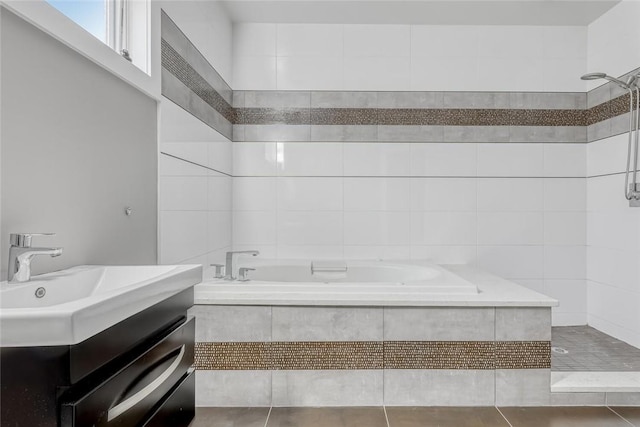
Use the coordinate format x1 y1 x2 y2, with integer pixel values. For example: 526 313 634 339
210 263 225 279
238 267 255 282
10 233 56 248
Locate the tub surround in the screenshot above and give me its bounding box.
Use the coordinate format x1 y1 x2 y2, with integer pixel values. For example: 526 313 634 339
190 264 557 406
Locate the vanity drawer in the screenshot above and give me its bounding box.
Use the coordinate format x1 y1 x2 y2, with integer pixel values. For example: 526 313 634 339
140 370 195 427
60 317 194 427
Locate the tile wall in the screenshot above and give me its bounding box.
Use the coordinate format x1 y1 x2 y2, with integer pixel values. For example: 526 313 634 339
585 0 640 348
159 7 233 267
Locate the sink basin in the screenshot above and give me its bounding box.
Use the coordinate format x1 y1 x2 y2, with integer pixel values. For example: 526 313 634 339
0 265 202 347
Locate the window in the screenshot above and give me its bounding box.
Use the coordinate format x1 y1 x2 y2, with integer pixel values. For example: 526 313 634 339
45 0 148 73
46 0 107 44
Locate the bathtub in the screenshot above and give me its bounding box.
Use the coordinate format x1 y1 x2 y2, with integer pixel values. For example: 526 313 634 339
195 259 485 306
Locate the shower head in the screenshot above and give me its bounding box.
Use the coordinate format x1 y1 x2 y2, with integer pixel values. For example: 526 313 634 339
581 72 632 89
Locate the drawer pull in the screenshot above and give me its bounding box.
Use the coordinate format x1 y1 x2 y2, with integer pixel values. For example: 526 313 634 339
107 345 186 422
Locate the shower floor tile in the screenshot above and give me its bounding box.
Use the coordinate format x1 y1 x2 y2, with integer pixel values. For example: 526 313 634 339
552 326 640 372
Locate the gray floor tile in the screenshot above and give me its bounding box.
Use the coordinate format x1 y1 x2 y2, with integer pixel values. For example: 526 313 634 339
499 407 630 427
386 406 510 427
611 407 640 427
266 407 387 427
190 407 270 427
552 326 640 372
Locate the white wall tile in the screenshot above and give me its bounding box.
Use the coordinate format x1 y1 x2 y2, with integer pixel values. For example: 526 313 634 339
232 177 277 211
277 211 343 246
344 178 411 211
277 57 344 90
344 143 411 176
278 143 343 176
410 178 476 211
232 211 276 245
477 212 544 245
545 246 586 280
411 26 479 58
411 212 477 245
232 23 276 56
233 142 278 176
277 24 343 57
544 179 586 212
344 245 411 260
544 143 586 177
277 245 345 259
476 245 544 279
160 211 208 264
411 143 477 177
209 211 232 250
277 177 343 211
411 57 479 91
160 176 208 211
477 143 544 177
344 212 411 245
544 212 586 245
410 246 478 264
344 25 410 57
344 57 411 91
477 178 543 212
208 176 232 211
232 56 277 90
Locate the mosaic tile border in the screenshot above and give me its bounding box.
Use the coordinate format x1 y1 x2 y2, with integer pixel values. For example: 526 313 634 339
194 341 551 371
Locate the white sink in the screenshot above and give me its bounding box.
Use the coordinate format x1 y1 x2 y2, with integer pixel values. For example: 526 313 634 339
0 265 202 347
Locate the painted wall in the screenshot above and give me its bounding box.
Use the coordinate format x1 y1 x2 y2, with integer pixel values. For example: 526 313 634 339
0 8 158 279
585 0 640 348
232 23 587 92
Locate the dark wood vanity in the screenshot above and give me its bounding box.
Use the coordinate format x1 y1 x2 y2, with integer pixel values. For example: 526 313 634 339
0 288 195 427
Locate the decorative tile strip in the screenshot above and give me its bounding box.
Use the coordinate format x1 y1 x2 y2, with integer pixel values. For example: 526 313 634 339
235 107 586 127
271 341 384 370
161 39 235 123
194 341 551 371
194 342 270 370
384 341 495 370
495 341 551 369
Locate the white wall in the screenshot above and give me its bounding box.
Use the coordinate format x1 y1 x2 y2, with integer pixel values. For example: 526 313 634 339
586 0 640 347
1 8 158 278
232 23 587 92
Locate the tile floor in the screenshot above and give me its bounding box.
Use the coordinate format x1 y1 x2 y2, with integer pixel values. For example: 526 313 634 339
189 406 640 427
552 326 640 371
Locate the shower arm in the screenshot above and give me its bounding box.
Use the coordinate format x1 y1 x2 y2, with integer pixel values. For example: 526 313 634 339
624 86 635 200
626 84 640 201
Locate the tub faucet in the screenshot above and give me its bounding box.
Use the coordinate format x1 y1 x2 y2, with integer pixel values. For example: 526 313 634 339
8 233 63 283
224 250 259 280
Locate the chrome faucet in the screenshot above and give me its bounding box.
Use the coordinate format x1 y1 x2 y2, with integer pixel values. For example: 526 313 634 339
224 250 259 280
8 233 63 283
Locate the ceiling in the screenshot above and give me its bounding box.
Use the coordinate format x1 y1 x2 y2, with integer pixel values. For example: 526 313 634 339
220 0 620 26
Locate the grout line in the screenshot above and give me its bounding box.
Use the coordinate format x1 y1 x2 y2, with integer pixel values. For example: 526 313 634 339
495 407 514 427
383 405 390 427
607 406 635 427
160 152 233 177
263 406 272 427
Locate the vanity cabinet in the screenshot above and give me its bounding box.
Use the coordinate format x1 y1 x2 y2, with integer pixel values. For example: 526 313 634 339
0 288 195 427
